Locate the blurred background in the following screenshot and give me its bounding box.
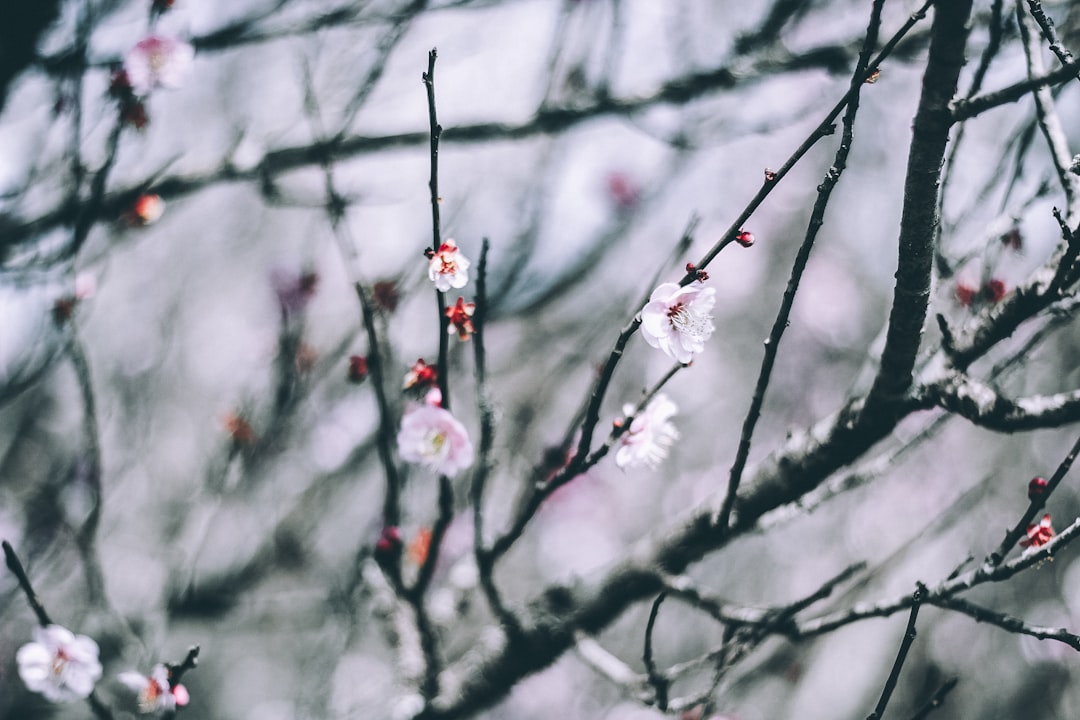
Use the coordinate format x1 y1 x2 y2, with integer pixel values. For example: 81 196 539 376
2 0 1080 718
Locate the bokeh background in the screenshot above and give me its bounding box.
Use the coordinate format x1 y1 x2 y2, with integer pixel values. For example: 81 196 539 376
2 0 1080 718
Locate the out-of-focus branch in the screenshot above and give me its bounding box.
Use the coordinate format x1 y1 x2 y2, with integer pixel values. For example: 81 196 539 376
907 677 959 720
953 57 1080 121
917 374 1080 431
1017 2 1079 218
5 39 924 252
929 596 1080 650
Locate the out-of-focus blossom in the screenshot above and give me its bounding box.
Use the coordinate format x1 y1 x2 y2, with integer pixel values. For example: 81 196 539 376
375 526 402 555
295 343 318 373
614 393 679 469
408 527 433 566
397 404 474 476
987 278 1007 303
348 355 368 383
1020 513 1055 549
271 268 318 315
426 239 470 292
118 664 189 713
151 0 176 15
373 280 400 313
125 194 165 226
16 625 102 702
955 281 977 307
446 297 476 341
403 358 437 390
223 412 256 446
124 35 194 95
639 282 716 364
1002 226 1023 251
606 171 639 210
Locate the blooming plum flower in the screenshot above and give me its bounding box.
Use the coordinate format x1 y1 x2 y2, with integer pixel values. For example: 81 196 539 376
124 35 194 95
118 664 189 713
615 393 679 469
446 297 476 340
16 625 103 702
403 358 437 390
1020 513 1054 549
397 404 474 476
427 239 470 292
639 282 716 364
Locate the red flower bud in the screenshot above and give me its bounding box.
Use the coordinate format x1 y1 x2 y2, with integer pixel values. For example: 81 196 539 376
735 230 755 247
375 526 403 555
987 278 1007 303
348 355 369 383
1028 476 1048 500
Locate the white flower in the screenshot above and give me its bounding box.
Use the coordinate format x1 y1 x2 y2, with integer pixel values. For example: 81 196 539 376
427 239 470 292
639 282 716 364
124 35 194 95
119 663 189 713
615 393 679 469
16 625 103 702
397 404 474 477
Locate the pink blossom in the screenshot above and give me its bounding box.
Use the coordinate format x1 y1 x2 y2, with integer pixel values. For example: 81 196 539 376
639 282 716 364
124 35 194 95
16 625 102 702
397 404 474 477
615 393 679 469
427 239 470 292
118 664 189 713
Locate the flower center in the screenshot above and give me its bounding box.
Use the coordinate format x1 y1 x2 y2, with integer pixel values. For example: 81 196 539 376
51 648 70 677
667 303 711 341
438 257 457 275
423 430 448 457
148 48 166 73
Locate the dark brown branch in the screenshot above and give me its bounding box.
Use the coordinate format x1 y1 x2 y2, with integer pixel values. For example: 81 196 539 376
863 0 974 413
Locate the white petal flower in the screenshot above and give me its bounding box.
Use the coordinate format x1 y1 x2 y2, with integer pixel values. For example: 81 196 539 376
639 282 716 364
124 35 195 95
17 625 103 702
615 393 679 469
427 239 470 292
397 404 474 477
119 663 185 713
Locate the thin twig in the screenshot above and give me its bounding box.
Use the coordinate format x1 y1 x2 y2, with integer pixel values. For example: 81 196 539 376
643 592 669 711
718 0 886 530
907 677 959 720
983 431 1080 567
684 0 934 280
866 583 926 720
423 48 452 411
2 541 52 627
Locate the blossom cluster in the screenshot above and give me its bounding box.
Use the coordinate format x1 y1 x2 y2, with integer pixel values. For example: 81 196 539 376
14 624 190 712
